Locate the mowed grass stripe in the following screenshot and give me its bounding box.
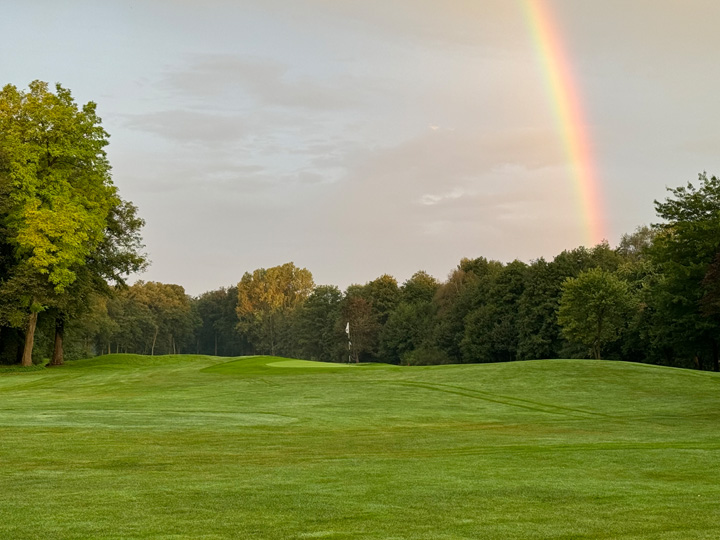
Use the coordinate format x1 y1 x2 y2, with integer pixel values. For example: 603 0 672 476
1 355 719 539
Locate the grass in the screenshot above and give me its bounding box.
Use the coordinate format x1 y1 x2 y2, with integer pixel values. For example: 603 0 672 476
1 354 719 539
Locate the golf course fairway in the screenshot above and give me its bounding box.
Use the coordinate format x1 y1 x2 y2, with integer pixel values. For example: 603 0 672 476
1 355 719 539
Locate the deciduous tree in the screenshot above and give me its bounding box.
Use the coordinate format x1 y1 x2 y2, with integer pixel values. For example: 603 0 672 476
236 262 314 354
648 173 720 370
558 268 636 359
0 81 144 365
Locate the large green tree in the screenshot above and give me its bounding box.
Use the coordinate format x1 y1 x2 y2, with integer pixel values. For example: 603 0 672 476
558 268 637 360
378 271 440 364
648 173 720 370
0 81 143 366
433 257 502 363
461 260 527 363
47 199 146 365
295 285 344 362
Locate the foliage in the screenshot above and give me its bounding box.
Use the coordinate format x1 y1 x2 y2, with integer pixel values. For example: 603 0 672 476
380 301 434 363
648 173 720 369
193 286 248 356
461 260 527 363
558 268 637 359
236 262 314 355
342 292 377 363
401 345 452 366
0 81 145 365
400 270 439 304
295 285 344 362
0 81 115 293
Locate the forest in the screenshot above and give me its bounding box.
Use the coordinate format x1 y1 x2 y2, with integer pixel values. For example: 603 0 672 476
2 82 720 371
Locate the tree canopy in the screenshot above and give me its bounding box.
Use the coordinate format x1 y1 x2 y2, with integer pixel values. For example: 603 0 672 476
558 268 636 359
0 81 145 365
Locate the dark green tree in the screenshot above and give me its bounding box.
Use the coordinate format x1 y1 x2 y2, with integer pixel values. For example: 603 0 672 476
558 268 637 359
295 285 344 362
379 271 440 364
648 173 720 370
433 257 503 363
194 287 247 356
461 260 527 363
516 243 624 361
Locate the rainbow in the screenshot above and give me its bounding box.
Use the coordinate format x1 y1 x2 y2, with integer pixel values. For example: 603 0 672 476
523 0 607 246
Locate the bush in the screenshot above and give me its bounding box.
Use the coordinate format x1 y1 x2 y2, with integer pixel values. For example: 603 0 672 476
402 346 453 366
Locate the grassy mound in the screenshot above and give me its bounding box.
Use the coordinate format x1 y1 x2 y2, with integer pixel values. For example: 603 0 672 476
1 355 719 539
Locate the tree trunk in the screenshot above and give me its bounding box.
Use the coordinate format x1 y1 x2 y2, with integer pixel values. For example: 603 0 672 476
214 333 218 356
695 353 704 371
21 311 38 367
151 326 158 356
712 339 719 372
49 316 65 366
270 317 275 356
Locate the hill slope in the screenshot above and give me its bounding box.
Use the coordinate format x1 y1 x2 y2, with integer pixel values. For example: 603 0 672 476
1 355 719 539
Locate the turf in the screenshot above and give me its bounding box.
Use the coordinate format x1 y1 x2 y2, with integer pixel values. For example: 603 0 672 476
1 355 719 539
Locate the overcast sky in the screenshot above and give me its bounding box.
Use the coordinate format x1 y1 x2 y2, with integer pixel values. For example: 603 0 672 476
3 1 719 295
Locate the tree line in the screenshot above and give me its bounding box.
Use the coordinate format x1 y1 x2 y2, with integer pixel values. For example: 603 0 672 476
6 174 720 371
1 82 719 370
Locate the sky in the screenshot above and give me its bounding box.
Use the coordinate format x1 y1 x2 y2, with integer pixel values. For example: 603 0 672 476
2 0 719 295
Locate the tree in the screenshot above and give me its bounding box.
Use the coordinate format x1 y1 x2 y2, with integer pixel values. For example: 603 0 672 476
514 243 624 361
433 257 503 363
400 271 439 304
558 268 637 359
461 260 527 363
617 226 655 263
342 293 377 363
380 301 434 364
0 81 143 365
236 262 314 355
701 252 720 318
378 271 440 364
194 287 247 356
295 285 344 362
363 274 401 326
44 199 146 365
648 173 720 370
128 282 194 355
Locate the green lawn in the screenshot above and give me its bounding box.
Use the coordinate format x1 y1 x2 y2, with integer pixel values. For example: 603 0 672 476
1 355 719 539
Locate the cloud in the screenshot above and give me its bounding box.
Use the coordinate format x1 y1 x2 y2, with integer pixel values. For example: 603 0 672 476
124 109 246 143
420 187 465 206
312 125 575 245
345 127 566 194
256 0 526 51
160 54 361 111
